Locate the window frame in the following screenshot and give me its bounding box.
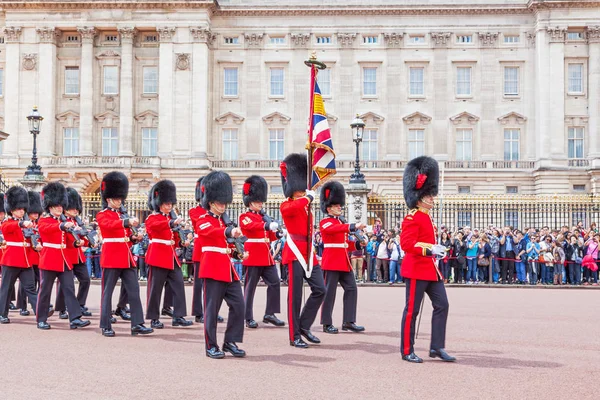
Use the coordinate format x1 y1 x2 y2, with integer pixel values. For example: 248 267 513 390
141 127 158 157
408 35 426 45
103 65 119 95
315 35 332 45
362 128 378 161
223 66 239 98
269 67 285 98
362 66 378 98
503 128 520 161
142 66 158 95
362 35 379 44
268 128 285 160
503 66 520 97
456 35 473 44
221 128 239 161
63 127 80 157
408 129 425 159
503 34 520 44
567 126 585 159
567 62 585 95
223 36 240 45
64 66 80 96
408 66 425 98
455 66 473 98
455 128 473 161
101 127 119 156
317 68 331 98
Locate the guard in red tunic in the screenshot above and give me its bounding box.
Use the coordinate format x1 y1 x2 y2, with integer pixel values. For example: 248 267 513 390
55 188 92 319
400 156 455 363
197 171 247 359
144 180 193 329
318 181 366 334
96 172 153 337
239 175 285 329
0 186 38 324
36 182 90 330
279 153 326 348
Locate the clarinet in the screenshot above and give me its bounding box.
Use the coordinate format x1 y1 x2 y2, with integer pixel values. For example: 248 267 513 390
119 205 138 236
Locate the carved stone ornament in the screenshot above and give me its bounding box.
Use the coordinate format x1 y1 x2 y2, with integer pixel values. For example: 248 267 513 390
430 32 451 46
262 112 291 125
547 26 566 43
450 111 480 125
383 32 403 47
118 27 136 42
3 26 22 43
291 33 311 47
36 27 58 44
22 53 37 71
337 32 357 47
96 50 121 59
175 53 191 70
526 31 536 47
497 112 527 125
353 195 364 221
77 26 97 43
158 26 176 42
105 97 116 111
190 27 216 45
402 112 432 125
478 32 499 46
587 26 600 43
244 33 264 47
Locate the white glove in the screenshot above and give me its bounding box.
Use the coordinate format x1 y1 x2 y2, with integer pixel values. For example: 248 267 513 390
432 244 447 257
269 222 279 231
305 190 316 199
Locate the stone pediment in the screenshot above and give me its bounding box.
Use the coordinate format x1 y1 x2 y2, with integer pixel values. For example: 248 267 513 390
497 111 527 125
94 110 119 124
134 110 159 121
262 111 291 125
96 50 120 59
449 111 480 125
359 111 385 125
55 110 80 123
402 111 432 125
215 111 245 125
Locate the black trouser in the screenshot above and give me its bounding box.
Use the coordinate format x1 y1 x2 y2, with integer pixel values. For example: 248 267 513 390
452 261 463 283
16 265 40 310
0 266 38 317
92 255 102 278
203 278 244 349
502 251 515 284
100 268 144 329
37 265 82 323
162 282 173 310
116 284 128 310
244 265 281 321
320 270 358 326
146 262 187 320
191 262 204 317
287 261 326 341
400 278 449 356
55 262 90 312
138 257 148 279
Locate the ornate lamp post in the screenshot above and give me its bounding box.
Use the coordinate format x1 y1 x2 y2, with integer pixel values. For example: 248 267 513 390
349 114 366 184
24 106 44 177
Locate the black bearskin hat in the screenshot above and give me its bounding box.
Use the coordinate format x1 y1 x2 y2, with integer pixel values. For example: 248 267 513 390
242 175 268 207
66 187 82 213
41 181 68 213
5 186 29 214
195 177 204 203
201 171 233 210
403 156 439 209
101 171 129 209
320 180 346 214
147 183 156 211
0 193 4 215
27 191 43 215
280 153 307 198
150 180 177 212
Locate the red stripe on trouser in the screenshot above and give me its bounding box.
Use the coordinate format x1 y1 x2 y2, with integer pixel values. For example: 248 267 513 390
287 262 294 342
36 271 44 322
320 271 328 324
403 279 417 355
100 270 105 321
203 279 208 347
146 267 152 309
191 263 198 313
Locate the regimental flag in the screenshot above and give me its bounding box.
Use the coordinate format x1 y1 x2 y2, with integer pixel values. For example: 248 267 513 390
309 80 336 189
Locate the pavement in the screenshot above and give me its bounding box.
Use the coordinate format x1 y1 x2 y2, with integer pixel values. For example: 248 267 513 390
0 284 598 400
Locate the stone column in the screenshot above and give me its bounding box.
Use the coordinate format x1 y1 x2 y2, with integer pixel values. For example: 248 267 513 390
2 27 22 163
587 26 600 165
346 182 370 227
158 27 175 158
534 28 551 166
547 27 566 161
36 27 58 157
118 27 136 156
190 27 213 160
77 27 96 156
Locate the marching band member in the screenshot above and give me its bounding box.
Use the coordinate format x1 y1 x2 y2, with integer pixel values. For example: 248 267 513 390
318 181 366 334
36 182 90 330
96 172 153 337
144 180 193 329
197 171 247 359
239 175 285 329
400 156 455 363
0 186 38 324
279 153 326 348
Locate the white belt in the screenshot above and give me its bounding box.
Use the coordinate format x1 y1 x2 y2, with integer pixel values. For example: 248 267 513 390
44 242 66 249
246 238 269 243
5 241 31 247
150 239 175 245
103 237 130 243
202 246 231 254
324 243 349 249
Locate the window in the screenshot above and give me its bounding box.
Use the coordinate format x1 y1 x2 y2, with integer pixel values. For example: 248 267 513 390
66 35 80 43
409 35 425 44
456 35 472 43
456 129 472 161
269 128 285 160
573 185 586 192
63 128 80 156
457 211 472 228
568 64 584 93
143 34 158 43
456 67 472 96
362 129 378 161
363 67 377 96
222 128 238 160
363 35 378 44
102 128 118 156
223 68 238 97
458 186 471 194
64 67 79 95
409 67 424 96
104 34 118 42
567 31 584 40
316 36 331 44
505 211 519 228
270 36 285 44
506 186 519 194
143 66 158 94
504 67 519 96
141 128 158 156
224 36 239 44
568 127 584 159
103 66 118 95
0 69 3 96
408 129 425 159
317 68 331 97
504 35 520 43
270 68 284 97
504 128 520 161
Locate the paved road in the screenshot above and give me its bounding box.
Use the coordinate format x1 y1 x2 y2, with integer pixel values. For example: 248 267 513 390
0 284 597 400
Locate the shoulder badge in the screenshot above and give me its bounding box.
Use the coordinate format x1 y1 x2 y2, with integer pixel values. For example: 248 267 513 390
199 222 211 230
322 221 333 229
242 216 252 226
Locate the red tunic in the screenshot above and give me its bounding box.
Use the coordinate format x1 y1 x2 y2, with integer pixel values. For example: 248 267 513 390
197 212 239 282
400 208 442 281
0 218 31 268
64 216 87 265
26 219 40 266
96 208 136 269
280 196 317 266
189 205 206 263
145 213 179 270
38 215 71 272
239 211 277 267
319 216 357 272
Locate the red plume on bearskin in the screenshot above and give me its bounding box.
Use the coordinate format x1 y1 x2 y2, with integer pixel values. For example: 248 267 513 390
100 171 129 209
149 180 177 212
319 180 345 214
242 175 268 207
403 156 439 209
194 177 204 203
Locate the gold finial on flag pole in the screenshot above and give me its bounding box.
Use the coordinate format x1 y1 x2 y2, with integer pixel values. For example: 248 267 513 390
304 51 327 69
